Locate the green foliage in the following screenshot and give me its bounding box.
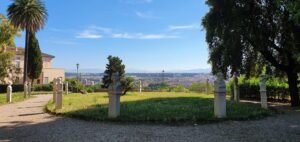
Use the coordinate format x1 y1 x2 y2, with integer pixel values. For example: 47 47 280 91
0 14 19 47
46 92 274 123
7 0 48 33
0 52 14 83
228 77 290 100
189 83 212 93
65 78 85 93
33 84 52 91
171 84 189 92
122 77 135 95
85 83 102 93
102 55 125 88
27 33 43 83
146 83 170 91
202 0 300 106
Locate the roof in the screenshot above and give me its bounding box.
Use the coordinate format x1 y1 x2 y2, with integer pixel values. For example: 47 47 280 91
7 47 55 58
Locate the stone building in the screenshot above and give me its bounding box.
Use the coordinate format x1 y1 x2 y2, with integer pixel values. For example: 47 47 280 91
5 47 65 84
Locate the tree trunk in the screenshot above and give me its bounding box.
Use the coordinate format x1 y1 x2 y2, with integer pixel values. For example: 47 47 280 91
23 30 30 84
287 71 300 107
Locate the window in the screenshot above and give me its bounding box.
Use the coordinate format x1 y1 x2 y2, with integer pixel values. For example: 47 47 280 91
16 57 21 68
43 77 49 84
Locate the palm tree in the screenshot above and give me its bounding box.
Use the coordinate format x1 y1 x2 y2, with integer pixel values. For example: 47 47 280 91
7 0 47 84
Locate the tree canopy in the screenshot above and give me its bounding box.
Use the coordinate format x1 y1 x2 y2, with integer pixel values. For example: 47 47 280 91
202 0 300 106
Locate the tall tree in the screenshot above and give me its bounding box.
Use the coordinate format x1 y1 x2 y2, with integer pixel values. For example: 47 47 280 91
7 0 47 84
27 33 43 84
202 0 300 106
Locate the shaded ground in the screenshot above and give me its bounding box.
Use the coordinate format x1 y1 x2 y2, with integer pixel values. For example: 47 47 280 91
0 95 300 142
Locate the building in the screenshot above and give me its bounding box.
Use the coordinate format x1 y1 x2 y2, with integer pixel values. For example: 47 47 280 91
5 47 65 84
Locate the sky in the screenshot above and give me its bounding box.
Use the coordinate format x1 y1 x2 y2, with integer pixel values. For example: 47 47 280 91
0 0 210 73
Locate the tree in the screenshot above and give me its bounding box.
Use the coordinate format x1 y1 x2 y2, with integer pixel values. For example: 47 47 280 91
27 33 43 84
7 0 48 84
202 0 300 106
0 14 19 50
0 14 19 84
122 77 135 95
102 55 129 94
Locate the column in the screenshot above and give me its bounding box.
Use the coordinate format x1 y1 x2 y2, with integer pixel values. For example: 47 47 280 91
260 75 268 109
7 83 12 103
214 72 226 118
55 78 63 109
108 72 121 118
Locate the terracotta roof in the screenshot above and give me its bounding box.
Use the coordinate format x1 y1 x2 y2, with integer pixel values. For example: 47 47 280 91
7 47 55 58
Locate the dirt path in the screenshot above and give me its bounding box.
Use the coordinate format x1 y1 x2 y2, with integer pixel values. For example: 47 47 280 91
0 95 300 142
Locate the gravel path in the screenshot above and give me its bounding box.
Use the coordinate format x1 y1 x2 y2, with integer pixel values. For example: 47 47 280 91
0 95 300 142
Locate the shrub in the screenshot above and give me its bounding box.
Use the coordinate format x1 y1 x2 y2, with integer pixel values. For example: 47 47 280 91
65 78 85 93
228 76 291 100
171 84 189 92
0 84 24 93
33 84 53 91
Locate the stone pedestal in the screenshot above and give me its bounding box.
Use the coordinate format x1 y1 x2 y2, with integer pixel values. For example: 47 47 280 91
108 73 122 118
214 73 226 118
206 78 209 95
260 75 268 109
7 84 12 103
139 80 142 93
65 82 69 95
55 78 63 109
24 82 28 98
28 82 32 97
53 78 57 103
233 74 240 102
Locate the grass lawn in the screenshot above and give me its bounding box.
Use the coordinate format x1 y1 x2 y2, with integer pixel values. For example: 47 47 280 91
46 92 274 123
0 92 33 105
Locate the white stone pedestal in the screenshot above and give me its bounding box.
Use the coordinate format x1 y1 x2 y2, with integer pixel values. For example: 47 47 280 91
7 84 12 103
53 78 57 103
233 74 240 102
214 73 226 118
55 78 63 109
65 82 69 95
24 82 28 98
108 73 122 118
260 75 268 109
28 82 32 97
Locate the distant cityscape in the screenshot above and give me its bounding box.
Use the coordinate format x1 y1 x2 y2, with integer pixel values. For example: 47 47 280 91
66 72 215 87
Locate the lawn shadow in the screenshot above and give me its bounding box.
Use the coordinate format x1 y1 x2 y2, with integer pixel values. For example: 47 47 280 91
48 97 274 125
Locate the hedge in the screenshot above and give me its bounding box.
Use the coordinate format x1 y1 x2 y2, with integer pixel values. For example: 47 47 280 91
229 77 292 100
0 84 24 93
0 84 53 93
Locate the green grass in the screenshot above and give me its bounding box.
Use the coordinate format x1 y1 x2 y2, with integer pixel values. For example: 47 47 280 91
0 92 33 105
46 92 275 123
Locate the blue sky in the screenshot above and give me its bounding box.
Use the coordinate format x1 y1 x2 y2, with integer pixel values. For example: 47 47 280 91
0 0 210 73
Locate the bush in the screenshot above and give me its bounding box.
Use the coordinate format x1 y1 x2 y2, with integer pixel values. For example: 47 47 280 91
171 84 189 92
229 77 290 100
33 84 53 91
189 83 212 93
65 78 85 93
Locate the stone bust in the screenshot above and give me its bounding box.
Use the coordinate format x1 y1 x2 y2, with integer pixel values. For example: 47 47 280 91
109 72 122 96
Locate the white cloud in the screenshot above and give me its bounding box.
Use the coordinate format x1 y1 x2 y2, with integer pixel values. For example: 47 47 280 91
76 30 103 39
168 24 200 31
77 25 179 40
112 33 179 39
135 11 160 19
